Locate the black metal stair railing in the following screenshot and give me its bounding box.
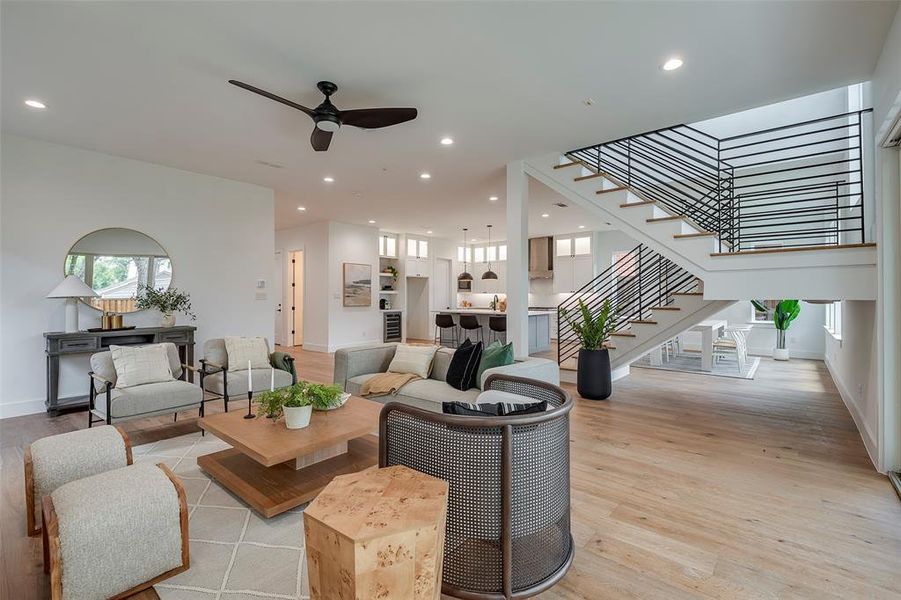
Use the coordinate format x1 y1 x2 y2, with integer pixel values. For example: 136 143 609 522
565 109 872 252
556 244 700 365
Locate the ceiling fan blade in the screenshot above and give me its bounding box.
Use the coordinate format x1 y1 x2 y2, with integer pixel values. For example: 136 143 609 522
339 107 417 129
311 128 333 151
228 80 314 117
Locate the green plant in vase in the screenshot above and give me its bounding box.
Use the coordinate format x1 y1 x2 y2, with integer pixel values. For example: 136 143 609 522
255 388 289 421
135 284 196 327
283 383 314 429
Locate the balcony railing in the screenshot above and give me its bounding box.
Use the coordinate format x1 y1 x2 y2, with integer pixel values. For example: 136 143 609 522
566 109 871 252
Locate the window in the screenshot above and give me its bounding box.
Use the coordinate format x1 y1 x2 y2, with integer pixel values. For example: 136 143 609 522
487 245 497 262
573 235 591 256
498 245 507 261
474 246 485 263
825 301 842 338
751 300 779 323
457 246 472 263
556 238 571 257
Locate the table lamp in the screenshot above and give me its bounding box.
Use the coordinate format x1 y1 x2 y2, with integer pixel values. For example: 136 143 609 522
47 275 99 333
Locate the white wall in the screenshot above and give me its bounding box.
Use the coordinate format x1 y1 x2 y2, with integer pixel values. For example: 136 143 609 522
0 135 275 418
275 221 381 353
824 301 879 466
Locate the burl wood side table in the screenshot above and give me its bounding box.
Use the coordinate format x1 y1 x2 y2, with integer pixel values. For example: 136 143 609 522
304 465 449 600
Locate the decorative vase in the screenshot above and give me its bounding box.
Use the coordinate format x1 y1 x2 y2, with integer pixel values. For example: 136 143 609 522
161 312 176 327
773 330 789 361
577 348 612 400
314 392 351 411
773 347 790 361
285 405 313 429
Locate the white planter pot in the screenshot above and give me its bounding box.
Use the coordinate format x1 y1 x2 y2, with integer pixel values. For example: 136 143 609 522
773 347 790 361
284 405 313 429
161 313 176 327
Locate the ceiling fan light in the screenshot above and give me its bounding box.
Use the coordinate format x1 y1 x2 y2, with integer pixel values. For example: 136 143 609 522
316 118 340 132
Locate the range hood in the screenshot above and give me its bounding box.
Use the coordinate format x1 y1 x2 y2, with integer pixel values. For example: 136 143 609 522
528 236 554 279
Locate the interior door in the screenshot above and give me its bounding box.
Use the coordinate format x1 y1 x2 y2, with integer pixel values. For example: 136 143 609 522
274 251 285 346
433 258 452 310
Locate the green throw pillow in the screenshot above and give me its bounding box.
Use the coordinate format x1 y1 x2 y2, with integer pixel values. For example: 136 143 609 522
477 340 514 389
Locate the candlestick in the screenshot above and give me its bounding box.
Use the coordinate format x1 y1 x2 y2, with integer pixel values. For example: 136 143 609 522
244 390 255 419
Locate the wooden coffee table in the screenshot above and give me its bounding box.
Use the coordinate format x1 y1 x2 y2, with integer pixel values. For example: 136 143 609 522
197 396 382 518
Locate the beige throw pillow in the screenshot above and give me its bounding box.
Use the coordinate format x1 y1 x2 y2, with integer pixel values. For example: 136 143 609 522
110 344 174 388
387 344 439 379
224 336 271 372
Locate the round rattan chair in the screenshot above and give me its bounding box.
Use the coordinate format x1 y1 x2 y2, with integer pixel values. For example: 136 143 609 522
379 374 574 599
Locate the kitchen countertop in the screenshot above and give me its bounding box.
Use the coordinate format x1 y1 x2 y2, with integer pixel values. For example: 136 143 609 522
432 308 555 317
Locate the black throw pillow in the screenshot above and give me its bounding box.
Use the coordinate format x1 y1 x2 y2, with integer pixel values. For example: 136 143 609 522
445 339 483 391
442 401 548 416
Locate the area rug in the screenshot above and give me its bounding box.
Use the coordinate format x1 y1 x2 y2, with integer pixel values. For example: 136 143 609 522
631 352 761 380
131 432 310 600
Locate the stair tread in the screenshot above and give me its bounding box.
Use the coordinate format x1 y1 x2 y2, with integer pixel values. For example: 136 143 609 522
620 200 655 208
673 292 703 296
610 331 636 337
674 231 716 239
553 161 581 169
574 172 605 182
650 306 681 311
647 215 685 223
710 242 876 257
596 186 627 195
630 320 658 325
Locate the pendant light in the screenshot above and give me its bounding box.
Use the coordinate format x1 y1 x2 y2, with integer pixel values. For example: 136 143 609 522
482 224 498 280
458 228 473 281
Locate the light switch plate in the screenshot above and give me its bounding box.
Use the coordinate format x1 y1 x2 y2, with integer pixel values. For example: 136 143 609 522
255 292 267 300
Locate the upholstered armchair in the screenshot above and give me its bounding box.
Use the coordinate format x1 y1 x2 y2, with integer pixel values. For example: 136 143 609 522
199 338 296 412
88 342 203 427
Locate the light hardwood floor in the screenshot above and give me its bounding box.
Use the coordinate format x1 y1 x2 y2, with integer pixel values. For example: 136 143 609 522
1 349 899 599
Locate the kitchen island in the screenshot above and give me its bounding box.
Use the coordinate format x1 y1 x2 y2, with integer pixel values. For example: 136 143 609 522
431 309 554 353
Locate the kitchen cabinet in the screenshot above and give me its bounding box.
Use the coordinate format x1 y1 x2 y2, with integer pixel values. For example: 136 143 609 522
553 234 594 294
379 233 398 258
528 313 551 353
405 235 431 278
406 237 429 259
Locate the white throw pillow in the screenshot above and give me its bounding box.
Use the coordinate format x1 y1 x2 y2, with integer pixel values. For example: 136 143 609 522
476 389 544 406
387 344 439 379
224 337 271 372
110 344 174 388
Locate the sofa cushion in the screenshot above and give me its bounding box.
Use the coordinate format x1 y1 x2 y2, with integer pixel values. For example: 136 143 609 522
476 389 544 405
346 373 479 411
224 337 271 372
92 343 183 392
94 380 202 419
445 340 482 391
443 400 548 416
429 347 455 382
477 341 514 389
110 344 174 388
203 338 230 370
203 367 293 396
387 344 439 379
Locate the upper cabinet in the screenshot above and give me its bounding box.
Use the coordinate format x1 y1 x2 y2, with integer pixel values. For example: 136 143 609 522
553 234 594 294
406 236 429 259
379 233 399 258
405 235 431 278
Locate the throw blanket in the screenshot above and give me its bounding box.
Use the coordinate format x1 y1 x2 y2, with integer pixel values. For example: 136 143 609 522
270 351 297 380
361 372 420 397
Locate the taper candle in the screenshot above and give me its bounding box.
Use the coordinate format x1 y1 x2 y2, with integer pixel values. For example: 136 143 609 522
270 367 274 392
247 360 252 390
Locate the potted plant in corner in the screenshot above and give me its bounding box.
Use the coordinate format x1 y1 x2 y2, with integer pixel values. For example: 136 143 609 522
135 285 196 327
771 299 800 361
562 298 616 400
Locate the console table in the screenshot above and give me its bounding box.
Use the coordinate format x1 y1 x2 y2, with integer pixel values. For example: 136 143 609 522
43 326 196 415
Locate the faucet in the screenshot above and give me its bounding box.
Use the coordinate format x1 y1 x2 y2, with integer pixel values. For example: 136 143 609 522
491 294 499 310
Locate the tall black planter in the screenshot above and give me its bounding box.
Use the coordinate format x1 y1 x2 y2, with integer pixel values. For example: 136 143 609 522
577 348 612 400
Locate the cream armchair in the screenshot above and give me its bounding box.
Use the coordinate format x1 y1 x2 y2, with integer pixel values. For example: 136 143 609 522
199 338 296 412
88 342 203 427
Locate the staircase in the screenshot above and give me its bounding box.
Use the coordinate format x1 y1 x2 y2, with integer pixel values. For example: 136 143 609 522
557 244 735 372
527 110 877 301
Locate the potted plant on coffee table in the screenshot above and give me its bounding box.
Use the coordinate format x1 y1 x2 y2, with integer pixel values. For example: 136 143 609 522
306 382 350 411
562 298 617 400
283 385 314 429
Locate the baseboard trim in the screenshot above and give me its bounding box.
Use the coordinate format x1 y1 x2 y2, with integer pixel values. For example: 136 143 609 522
301 343 330 353
681 344 824 360
825 355 880 471
0 399 46 420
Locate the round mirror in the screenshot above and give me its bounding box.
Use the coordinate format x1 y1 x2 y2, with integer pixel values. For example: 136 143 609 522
64 228 171 313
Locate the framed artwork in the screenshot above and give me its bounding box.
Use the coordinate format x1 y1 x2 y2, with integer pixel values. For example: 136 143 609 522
342 263 372 307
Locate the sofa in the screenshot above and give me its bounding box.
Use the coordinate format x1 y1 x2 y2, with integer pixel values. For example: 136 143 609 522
333 343 560 412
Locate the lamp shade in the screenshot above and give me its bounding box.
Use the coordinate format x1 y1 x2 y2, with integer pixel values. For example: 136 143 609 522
482 269 498 280
47 275 99 298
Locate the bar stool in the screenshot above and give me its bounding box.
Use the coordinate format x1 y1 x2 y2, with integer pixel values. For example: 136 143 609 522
459 314 484 345
434 313 459 348
488 315 507 344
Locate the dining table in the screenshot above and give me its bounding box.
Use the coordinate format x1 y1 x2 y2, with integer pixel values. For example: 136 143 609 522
649 319 728 371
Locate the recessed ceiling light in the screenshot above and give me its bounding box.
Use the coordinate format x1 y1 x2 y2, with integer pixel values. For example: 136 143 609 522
471 238 478 242
662 57 683 71
297 206 307 211
427 230 433 234
489 196 499 201
420 172 431 180
368 219 376 224
440 137 454 146
323 176 334 183
541 213 550 218
578 225 585 229
24 99 46 109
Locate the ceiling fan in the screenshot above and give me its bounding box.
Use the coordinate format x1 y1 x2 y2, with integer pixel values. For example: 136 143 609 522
228 79 418 152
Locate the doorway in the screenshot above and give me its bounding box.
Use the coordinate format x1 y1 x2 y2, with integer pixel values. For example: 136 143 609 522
274 251 285 346
290 250 304 346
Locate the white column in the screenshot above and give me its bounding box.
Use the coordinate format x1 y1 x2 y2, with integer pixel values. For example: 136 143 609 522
506 161 529 358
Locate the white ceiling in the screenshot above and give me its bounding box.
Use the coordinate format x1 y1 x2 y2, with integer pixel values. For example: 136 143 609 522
2 1 897 239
